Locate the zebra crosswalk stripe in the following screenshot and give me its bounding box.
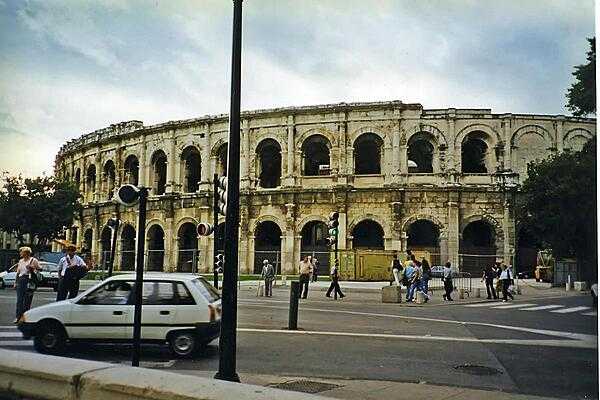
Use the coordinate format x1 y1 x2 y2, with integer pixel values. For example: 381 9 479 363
582 311 597 316
519 305 563 311
0 340 33 347
465 302 505 307
551 306 591 314
0 331 23 338
491 303 537 309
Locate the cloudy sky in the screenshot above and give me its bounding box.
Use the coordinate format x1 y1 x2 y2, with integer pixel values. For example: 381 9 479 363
0 0 595 177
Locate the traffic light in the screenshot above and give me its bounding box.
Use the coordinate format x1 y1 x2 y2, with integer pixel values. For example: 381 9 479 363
215 253 224 273
197 222 214 236
326 212 339 247
114 184 140 207
217 176 227 216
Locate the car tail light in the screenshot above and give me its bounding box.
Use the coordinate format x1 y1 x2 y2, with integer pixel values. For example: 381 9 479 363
208 304 216 322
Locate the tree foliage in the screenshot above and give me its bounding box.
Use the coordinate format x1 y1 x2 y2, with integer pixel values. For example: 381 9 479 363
0 174 81 249
566 37 596 117
519 139 597 281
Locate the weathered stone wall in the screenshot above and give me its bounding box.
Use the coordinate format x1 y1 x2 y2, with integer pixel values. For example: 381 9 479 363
55 101 596 274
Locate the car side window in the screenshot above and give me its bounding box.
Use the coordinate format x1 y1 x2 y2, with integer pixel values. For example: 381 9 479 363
80 281 133 305
175 283 196 305
139 281 196 305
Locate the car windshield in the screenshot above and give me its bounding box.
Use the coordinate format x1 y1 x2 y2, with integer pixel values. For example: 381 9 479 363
39 263 59 272
190 277 220 302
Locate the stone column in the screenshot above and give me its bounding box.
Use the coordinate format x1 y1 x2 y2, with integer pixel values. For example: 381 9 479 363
447 191 460 268
282 116 295 187
502 116 512 170
392 119 401 180
240 120 251 189
166 131 177 193
447 112 457 172
555 116 564 152
138 140 148 188
248 235 256 274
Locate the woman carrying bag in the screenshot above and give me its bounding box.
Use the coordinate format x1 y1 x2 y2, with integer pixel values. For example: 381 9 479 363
14 246 40 323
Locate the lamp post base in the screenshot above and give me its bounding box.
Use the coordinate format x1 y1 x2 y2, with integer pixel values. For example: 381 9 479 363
214 371 241 382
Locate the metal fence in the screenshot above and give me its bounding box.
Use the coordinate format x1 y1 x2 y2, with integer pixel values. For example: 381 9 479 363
254 250 282 275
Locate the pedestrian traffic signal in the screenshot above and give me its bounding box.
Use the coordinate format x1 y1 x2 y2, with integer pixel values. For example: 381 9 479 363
215 253 224 273
325 235 336 247
114 184 140 206
328 212 339 229
217 176 227 216
197 222 214 236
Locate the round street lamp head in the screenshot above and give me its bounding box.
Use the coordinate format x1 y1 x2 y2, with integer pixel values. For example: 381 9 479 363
114 184 140 206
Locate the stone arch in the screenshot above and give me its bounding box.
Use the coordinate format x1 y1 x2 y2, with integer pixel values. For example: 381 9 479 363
144 219 166 235
353 132 385 175
119 223 136 271
301 134 332 176
180 145 202 193
404 124 448 148
348 213 390 239
123 154 140 186
297 214 328 232
150 150 167 195
210 137 229 157
351 219 385 249
510 124 554 148
401 214 445 237
455 123 502 148
212 141 228 176
177 221 199 272
255 138 282 188
461 214 503 241
564 128 593 151
253 219 283 274
146 223 165 272
176 139 203 154
350 126 389 147
295 127 337 149
252 215 284 235
174 217 199 234
254 132 286 153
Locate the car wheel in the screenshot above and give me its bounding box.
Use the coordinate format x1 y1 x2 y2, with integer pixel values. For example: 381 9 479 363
169 331 197 358
34 321 67 355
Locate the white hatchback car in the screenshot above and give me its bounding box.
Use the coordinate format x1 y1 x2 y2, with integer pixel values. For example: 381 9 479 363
18 273 221 357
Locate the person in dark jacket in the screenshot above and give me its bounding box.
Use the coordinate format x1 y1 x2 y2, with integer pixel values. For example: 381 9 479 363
442 261 454 301
56 245 89 301
326 260 345 300
482 263 499 299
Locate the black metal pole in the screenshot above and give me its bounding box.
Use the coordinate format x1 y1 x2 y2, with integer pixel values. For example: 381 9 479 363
132 188 148 367
288 281 300 330
215 0 242 383
213 173 219 289
334 230 339 300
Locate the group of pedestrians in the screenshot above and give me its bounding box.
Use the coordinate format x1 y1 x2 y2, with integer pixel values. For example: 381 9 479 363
482 261 514 302
390 251 434 303
13 244 92 323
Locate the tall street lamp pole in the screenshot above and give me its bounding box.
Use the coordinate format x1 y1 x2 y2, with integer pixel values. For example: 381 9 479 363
215 0 243 383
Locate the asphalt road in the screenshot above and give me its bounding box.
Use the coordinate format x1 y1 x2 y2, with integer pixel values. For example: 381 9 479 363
0 285 597 399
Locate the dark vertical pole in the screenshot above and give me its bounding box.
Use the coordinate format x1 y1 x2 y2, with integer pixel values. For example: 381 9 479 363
132 188 148 367
215 0 242 383
288 281 300 330
108 220 119 277
213 173 219 289
334 230 339 300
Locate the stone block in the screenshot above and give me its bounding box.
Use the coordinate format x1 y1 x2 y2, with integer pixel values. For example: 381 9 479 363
382 286 402 303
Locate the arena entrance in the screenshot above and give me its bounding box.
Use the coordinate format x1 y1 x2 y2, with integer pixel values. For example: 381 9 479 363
254 221 282 274
460 220 497 274
300 220 330 274
120 225 136 271
177 222 198 272
406 219 441 265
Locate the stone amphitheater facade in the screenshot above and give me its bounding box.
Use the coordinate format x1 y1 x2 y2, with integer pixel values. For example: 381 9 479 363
54 101 595 275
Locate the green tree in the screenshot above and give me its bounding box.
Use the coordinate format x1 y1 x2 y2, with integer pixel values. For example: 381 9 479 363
0 174 81 250
566 37 596 116
519 139 597 282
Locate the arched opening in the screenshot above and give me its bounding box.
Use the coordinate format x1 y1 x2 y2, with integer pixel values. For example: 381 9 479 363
354 133 383 175
74 169 81 190
177 222 198 272
300 220 330 271
120 225 136 271
151 150 168 195
256 139 282 188
516 226 540 278
407 134 434 173
86 165 97 199
254 221 282 274
460 220 497 273
352 220 384 249
147 225 165 271
406 220 441 265
103 160 116 200
181 147 202 193
461 132 489 173
100 226 112 270
216 143 228 177
124 155 139 186
302 135 331 176
83 228 93 254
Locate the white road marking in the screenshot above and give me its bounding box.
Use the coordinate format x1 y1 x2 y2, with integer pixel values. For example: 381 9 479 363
241 303 597 345
551 306 591 314
237 328 596 349
582 311 597 316
518 305 564 311
491 303 537 309
464 302 505 307
0 340 32 347
0 332 23 337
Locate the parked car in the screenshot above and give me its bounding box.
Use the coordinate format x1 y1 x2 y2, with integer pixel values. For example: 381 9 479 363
0 262 59 290
430 266 445 278
592 283 598 307
18 273 222 357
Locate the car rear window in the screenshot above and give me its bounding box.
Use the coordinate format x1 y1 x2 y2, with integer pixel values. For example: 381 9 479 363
190 278 220 302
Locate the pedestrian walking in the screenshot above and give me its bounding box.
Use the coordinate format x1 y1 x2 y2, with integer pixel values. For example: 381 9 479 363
493 262 502 297
326 260 345 299
390 253 402 286
261 259 275 297
298 255 312 299
14 247 40 323
442 261 454 301
56 244 88 301
500 264 514 301
403 261 416 301
311 257 320 282
482 262 499 299
421 257 431 302
408 260 423 302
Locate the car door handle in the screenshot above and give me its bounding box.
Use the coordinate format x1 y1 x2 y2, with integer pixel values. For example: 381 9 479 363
113 311 123 315
159 310 170 315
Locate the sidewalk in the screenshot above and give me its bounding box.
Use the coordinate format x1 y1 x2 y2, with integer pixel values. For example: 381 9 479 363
176 371 562 400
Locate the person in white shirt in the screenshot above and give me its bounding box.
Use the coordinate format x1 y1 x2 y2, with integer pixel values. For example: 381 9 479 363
56 244 87 301
499 264 514 302
14 246 40 323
